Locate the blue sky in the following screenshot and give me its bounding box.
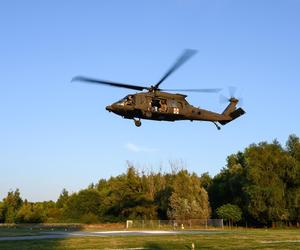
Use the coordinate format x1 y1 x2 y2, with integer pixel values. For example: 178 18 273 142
1 0 299 201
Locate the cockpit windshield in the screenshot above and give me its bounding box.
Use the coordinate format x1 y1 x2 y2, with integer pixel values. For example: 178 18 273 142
115 95 134 106
115 98 126 106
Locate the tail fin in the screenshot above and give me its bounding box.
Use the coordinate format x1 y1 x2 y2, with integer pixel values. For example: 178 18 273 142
219 98 245 125
222 98 238 116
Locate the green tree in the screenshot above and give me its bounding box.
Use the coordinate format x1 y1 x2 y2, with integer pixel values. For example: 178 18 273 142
286 134 300 161
244 142 289 225
100 166 157 221
167 170 210 220
208 152 248 220
56 188 69 209
199 172 212 191
216 203 242 227
285 134 300 223
2 189 23 223
63 189 102 222
40 201 61 223
0 202 4 223
16 200 45 223
209 137 300 226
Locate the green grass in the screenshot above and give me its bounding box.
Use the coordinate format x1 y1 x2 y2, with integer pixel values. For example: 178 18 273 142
0 227 76 237
0 227 43 237
0 229 300 249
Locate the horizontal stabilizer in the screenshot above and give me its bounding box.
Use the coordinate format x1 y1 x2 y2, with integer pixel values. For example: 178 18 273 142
219 108 245 125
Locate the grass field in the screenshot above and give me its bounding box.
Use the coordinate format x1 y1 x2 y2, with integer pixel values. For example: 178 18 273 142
0 228 300 249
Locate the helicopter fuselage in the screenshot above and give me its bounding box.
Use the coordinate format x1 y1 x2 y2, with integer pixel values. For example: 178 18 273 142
105 91 239 126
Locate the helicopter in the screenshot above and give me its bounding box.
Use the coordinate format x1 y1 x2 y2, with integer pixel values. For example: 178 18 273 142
72 49 245 129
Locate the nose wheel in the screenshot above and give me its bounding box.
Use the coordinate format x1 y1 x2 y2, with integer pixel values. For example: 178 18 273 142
134 119 142 127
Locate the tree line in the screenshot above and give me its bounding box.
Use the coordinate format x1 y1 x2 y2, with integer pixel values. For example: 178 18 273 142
0 134 299 227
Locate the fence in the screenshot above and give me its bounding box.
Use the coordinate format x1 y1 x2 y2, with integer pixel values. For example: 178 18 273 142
126 219 223 230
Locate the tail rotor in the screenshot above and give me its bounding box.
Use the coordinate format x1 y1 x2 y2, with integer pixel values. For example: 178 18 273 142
219 86 243 106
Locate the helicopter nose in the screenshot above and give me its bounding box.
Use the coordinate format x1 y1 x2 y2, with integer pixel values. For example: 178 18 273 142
106 105 113 112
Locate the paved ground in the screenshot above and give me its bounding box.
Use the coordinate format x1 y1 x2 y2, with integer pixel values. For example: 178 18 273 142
0 230 226 241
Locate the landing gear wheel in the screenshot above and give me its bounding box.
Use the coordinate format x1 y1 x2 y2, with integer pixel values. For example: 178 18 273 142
134 119 142 127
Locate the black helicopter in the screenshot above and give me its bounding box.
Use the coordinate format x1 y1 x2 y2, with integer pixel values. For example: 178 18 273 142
72 50 245 129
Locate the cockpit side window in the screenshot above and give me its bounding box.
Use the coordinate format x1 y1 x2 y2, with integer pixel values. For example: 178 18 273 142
125 95 134 105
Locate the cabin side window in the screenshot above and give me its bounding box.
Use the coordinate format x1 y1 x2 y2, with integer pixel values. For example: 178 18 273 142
167 99 182 114
149 98 168 112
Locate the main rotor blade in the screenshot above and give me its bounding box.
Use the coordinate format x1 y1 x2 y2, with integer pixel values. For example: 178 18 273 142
161 88 222 93
154 49 197 89
72 76 148 91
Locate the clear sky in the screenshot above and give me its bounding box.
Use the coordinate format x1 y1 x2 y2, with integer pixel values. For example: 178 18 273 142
1 0 299 201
